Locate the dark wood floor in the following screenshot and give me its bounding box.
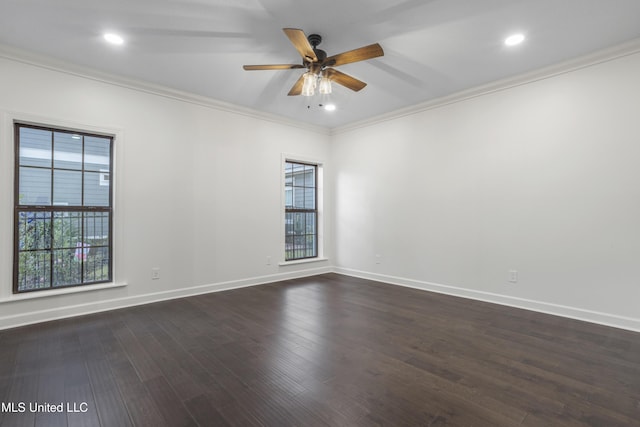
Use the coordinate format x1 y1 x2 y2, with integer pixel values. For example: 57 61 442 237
1 273 639 426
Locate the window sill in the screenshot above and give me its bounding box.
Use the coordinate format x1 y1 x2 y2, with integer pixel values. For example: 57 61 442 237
279 257 329 266
0 282 127 303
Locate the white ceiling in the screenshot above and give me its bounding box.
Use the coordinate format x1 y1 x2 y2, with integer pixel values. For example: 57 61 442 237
1 0 640 129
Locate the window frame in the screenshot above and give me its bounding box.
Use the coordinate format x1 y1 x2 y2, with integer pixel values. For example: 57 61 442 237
13 122 114 294
284 160 319 261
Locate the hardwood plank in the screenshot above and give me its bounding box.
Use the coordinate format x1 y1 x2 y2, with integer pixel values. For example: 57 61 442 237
215 401 265 427
112 321 162 382
1 373 38 427
131 326 212 403
107 353 167 427
183 394 232 427
65 384 100 427
188 345 256 405
85 359 133 427
143 376 197 427
34 371 66 427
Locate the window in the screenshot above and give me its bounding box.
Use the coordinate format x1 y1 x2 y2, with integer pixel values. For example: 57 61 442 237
14 123 113 293
284 161 317 261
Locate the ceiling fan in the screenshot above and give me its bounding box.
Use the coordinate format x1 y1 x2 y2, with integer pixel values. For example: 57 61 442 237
243 28 383 96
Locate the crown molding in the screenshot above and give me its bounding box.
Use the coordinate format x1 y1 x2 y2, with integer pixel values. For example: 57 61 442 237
0 43 331 136
331 37 640 136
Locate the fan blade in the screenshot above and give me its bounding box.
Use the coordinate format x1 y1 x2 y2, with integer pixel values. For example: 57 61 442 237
288 74 306 96
325 68 367 92
323 43 384 67
283 28 318 63
243 64 305 70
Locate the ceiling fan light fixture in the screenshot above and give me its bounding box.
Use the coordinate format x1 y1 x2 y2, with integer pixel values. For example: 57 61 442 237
243 28 383 97
301 72 316 96
318 75 332 94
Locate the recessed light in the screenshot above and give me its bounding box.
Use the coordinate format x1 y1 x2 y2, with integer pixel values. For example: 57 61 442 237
103 33 124 45
504 33 525 47
324 104 336 112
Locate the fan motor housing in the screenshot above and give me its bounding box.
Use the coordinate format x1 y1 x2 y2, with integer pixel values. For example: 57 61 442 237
308 34 327 62
314 49 327 62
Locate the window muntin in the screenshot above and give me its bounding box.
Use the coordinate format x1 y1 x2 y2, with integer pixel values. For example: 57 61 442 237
285 161 317 261
14 124 113 293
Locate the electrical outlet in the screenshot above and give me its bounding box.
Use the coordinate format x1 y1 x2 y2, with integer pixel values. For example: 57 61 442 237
375 254 381 264
151 268 160 280
266 256 271 265
509 270 518 283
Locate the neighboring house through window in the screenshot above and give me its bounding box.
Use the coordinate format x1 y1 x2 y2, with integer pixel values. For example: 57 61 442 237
14 123 113 293
284 161 317 261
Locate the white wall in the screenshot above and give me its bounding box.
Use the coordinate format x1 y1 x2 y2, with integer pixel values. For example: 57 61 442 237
0 54 332 329
332 52 640 331
2 47 639 332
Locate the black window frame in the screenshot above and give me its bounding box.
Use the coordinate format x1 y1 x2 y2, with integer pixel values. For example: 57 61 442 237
13 123 114 294
284 160 318 261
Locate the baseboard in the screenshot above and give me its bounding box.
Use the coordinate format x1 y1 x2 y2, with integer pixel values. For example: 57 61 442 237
0 265 331 331
334 267 640 333
3 265 638 333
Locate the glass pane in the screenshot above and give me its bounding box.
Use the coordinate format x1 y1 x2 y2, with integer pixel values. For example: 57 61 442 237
304 165 315 187
84 246 110 282
54 132 82 170
306 235 317 257
285 235 294 260
19 127 51 167
285 212 294 236
18 211 52 250
19 167 51 205
293 212 305 235
52 249 82 287
285 161 293 186
294 235 305 259
84 212 110 242
53 170 82 206
52 211 82 249
304 188 316 209
306 213 316 234
84 136 111 172
293 187 306 209
285 187 293 208
84 212 110 282
292 163 305 186
17 251 51 291
84 171 109 206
